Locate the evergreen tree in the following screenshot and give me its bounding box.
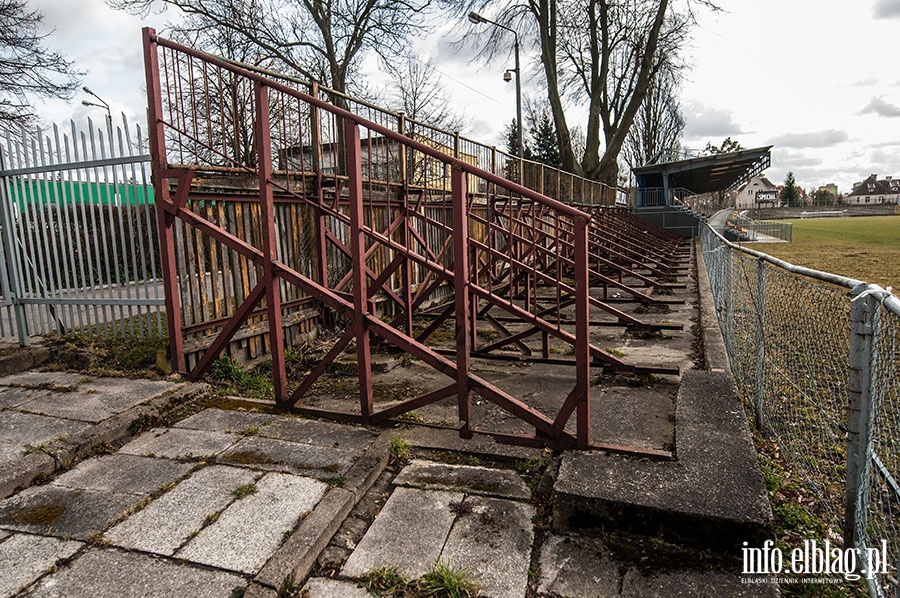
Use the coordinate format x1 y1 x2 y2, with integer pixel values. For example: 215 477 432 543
528 109 560 168
781 172 800 207
503 118 531 159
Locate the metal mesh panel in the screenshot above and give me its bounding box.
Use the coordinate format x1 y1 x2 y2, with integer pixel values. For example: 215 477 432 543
701 225 900 597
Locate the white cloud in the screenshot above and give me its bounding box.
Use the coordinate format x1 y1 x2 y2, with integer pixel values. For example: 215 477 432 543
771 130 849 149
860 96 900 117
873 0 900 18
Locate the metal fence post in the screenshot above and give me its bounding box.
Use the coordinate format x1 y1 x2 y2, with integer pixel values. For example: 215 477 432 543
0 149 30 346
755 258 766 430
844 283 879 552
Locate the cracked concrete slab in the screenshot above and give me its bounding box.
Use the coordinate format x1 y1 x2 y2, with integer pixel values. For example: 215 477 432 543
0 387 56 409
301 577 371 598
51 454 194 497
342 487 461 579
118 428 239 460
217 436 358 478
174 409 277 434
393 459 531 500
537 534 622 597
0 372 86 390
0 411 90 448
0 533 83 598
20 547 247 598
261 417 378 451
440 495 534 598
104 465 260 556
0 485 143 540
177 472 326 574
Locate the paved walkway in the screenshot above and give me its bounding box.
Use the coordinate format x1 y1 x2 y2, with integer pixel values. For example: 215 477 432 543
0 366 779 597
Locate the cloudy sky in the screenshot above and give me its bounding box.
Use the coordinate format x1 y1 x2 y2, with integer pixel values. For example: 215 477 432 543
29 0 900 194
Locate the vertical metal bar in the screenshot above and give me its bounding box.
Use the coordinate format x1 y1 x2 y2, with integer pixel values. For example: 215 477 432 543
574 217 591 448
844 284 879 552
0 140 29 345
452 164 472 438
143 27 185 371
345 119 374 421
254 82 287 403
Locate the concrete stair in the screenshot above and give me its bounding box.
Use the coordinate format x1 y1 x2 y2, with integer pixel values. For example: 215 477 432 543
552 369 773 552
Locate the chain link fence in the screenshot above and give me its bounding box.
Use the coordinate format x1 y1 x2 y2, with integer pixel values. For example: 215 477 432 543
700 223 900 597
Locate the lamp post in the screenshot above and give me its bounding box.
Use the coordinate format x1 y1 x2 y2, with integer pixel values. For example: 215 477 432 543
468 11 522 165
81 86 112 127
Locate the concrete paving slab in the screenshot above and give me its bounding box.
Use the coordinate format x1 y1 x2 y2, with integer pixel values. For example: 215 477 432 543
79 377 176 397
118 427 239 460
620 568 780 597
177 472 326 574
51 454 194 497
16 390 140 423
0 411 90 448
105 465 260 555
0 387 56 409
302 577 371 598
393 459 531 500
255 487 355 589
218 436 358 478
0 530 8 540
0 371 85 389
537 534 622 597
399 425 541 460
0 533 83 598
21 547 247 598
0 485 143 540
342 487 462 579
174 408 275 433
440 495 534 598
262 417 378 451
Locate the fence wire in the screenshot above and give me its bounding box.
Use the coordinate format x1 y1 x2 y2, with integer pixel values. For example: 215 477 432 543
701 223 900 597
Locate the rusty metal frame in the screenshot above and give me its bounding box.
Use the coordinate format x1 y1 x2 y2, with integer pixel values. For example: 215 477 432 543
143 28 682 454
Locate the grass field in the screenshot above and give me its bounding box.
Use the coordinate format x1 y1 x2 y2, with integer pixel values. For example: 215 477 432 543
754 215 900 289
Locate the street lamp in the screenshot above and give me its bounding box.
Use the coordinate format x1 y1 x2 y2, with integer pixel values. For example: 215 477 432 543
81 86 112 126
468 11 522 164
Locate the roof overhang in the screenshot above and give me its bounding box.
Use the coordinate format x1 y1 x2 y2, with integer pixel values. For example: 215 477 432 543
632 146 773 194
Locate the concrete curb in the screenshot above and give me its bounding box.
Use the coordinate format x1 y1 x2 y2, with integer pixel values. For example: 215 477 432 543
0 382 209 500
694 237 732 372
253 430 390 590
0 346 50 378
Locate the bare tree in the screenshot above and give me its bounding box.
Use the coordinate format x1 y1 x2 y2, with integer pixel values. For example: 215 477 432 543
384 56 466 133
445 0 717 188
0 0 81 132
621 65 685 170
108 0 431 98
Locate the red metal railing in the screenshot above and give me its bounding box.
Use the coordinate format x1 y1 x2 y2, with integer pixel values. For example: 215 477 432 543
143 28 679 452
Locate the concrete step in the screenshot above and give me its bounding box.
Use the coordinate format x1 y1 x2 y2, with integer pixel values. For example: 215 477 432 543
552 369 773 552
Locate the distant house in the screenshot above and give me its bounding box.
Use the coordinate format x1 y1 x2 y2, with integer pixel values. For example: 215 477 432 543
732 175 779 209
279 134 479 191
844 174 900 205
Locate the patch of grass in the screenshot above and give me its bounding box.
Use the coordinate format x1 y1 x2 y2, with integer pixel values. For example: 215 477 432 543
419 560 480 598
604 347 626 358
517 455 550 492
362 565 411 596
232 483 257 499
397 410 425 424
48 333 170 377
389 433 412 467
230 587 246 598
276 574 297 598
323 476 345 488
362 561 480 598
237 425 261 437
755 215 900 288
207 357 274 401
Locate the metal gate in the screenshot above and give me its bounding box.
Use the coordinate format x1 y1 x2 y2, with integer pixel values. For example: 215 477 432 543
0 117 164 344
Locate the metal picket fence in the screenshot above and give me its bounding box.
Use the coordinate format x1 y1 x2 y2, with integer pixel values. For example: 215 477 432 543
701 222 900 597
0 116 164 344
